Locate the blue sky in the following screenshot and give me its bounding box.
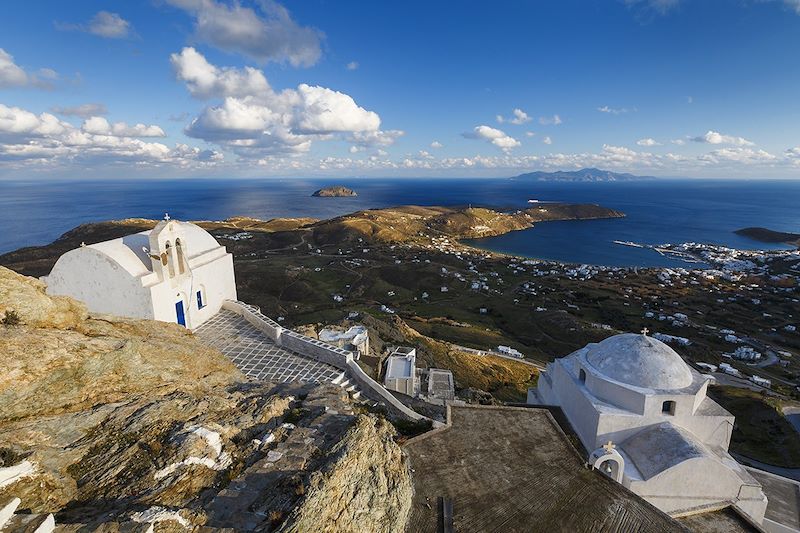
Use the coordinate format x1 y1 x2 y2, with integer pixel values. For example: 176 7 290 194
1 0 800 179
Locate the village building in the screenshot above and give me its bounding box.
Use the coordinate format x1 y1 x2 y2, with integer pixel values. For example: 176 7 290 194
42 216 236 329
318 325 370 359
532 331 768 524
384 346 417 396
426 368 455 401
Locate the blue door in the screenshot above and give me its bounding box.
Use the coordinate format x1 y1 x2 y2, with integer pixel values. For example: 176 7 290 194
175 300 186 327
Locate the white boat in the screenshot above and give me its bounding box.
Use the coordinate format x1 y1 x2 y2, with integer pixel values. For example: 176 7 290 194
613 240 644 248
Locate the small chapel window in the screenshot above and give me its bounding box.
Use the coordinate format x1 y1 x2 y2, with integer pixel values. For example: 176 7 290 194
579 369 586 383
662 400 676 416
197 288 205 309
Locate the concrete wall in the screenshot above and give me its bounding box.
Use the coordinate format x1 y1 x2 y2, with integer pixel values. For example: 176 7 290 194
538 360 601 451
385 377 414 396
45 248 154 318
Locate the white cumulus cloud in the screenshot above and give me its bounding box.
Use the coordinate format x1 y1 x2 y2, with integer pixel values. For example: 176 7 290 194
81 116 166 137
0 104 218 170
497 108 531 125
0 48 57 89
172 47 388 156
637 138 660 146
542 136 552 145
692 130 754 146
166 0 323 66
430 141 443 148
464 125 521 152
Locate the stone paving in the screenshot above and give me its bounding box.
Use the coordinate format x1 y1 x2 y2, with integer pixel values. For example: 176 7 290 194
196 310 345 384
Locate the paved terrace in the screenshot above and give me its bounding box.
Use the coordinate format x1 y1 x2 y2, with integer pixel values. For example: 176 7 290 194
196 310 344 384
405 405 692 533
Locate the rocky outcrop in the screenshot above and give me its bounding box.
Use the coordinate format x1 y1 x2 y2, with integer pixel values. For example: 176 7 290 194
0 266 86 329
0 267 413 531
281 416 412 532
0 266 240 423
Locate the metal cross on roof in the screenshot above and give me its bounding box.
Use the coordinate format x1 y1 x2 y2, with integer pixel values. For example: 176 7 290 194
641 327 649 336
603 440 616 453
164 212 170 221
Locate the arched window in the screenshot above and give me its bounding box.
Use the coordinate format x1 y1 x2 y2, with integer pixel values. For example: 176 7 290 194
175 238 186 274
579 369 587 383
662 400 676 416
165 241 175 277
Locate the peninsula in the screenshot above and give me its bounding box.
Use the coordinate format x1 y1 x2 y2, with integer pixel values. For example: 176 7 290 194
735 227 800 247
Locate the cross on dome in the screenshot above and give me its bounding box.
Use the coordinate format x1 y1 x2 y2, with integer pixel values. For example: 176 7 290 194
603 440 616 453
164 212 170 221
641 327 649 336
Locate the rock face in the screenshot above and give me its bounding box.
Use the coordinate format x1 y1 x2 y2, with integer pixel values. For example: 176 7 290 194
282 416 412 532
0 265 239 422
311 186 358 197
0 266 412 532
0 266 87 329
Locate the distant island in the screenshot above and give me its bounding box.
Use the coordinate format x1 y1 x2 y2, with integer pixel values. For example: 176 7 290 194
312 185 358 197
511 168 655 182
735 227 800 246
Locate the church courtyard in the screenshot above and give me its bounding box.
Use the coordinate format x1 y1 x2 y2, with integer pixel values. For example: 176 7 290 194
195 309 345 384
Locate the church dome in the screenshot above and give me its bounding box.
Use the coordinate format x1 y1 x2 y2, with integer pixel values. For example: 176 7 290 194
584 333 693 390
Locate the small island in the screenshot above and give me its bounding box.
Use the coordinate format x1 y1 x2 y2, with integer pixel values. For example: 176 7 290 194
312 185 358 197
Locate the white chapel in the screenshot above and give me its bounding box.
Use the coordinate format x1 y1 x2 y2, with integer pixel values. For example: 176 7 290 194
533 331 768 524
43 215 236 329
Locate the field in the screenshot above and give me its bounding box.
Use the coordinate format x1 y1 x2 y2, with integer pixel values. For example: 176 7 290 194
707 385 800 468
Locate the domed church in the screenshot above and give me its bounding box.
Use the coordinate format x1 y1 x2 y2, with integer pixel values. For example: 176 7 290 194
43 215 236 329
533 331 768 524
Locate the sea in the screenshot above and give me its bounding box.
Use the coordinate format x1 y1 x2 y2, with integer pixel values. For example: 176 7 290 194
1 177 798 267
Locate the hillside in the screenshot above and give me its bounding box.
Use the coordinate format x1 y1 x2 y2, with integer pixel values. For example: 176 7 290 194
308 203 624 245
512 167 654 182
0 204 624 277
0 266 411 532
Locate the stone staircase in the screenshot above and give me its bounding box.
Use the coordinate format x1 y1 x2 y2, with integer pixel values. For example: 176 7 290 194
332 373 362 400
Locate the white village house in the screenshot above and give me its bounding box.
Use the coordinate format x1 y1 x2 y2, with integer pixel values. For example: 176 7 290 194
42 216 236 329
532 331 768 524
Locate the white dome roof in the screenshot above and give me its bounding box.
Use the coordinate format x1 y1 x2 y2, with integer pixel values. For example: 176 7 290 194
584 333 693 390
